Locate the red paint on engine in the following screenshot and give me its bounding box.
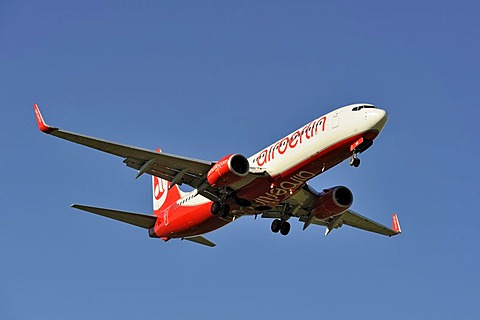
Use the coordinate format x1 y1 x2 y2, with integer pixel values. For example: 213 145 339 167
311 187 352 219
207 154 248 187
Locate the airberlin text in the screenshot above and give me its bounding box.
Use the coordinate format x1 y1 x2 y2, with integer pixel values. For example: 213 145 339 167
254 171 315 206
256 116 326 166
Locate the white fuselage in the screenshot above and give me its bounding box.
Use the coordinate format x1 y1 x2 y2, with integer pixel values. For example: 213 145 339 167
248 103 388 176
180 103 388 207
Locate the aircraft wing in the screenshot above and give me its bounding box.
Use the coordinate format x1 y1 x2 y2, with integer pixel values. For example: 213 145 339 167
340 210 400 237
263 184 401 237
34 105 259 201
303 210 401 237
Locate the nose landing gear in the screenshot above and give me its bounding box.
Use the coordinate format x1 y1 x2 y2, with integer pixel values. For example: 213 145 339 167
349 137 373 168
349 154 361 167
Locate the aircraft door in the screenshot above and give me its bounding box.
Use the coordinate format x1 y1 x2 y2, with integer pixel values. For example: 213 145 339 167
332 111 340 129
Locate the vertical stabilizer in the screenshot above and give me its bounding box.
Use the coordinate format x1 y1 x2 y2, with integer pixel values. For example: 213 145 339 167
152 149 182 215
152 175 182 215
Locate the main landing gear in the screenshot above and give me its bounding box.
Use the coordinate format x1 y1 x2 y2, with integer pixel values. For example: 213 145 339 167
271 219 291 236
349 138 373 168
349 153 361 167
211 201 230 218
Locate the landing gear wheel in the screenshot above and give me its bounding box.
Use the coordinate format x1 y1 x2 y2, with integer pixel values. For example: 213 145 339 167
349 155 360 167
219 204 230 218
211 201 221 215
271 219 282 233
280 221 291 236
353 158 360 167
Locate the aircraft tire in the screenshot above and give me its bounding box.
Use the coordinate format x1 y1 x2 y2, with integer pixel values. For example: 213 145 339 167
349 157 355 166
280 221 291 236
219 204 230 218
353 158 360 167
211 201 221 215
271 219 281 233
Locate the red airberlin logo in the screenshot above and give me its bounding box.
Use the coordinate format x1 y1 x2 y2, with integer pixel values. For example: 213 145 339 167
256 116 326 166
153 176 169 211
254 170 316 206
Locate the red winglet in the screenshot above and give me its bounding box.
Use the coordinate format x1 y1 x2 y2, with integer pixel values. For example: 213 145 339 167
33 104 56 133
392 213 401 234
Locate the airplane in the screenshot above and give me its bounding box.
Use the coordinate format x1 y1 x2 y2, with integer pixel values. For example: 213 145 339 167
34 103 401 247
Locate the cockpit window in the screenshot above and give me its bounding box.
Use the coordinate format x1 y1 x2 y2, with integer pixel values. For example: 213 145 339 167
352 105 375 111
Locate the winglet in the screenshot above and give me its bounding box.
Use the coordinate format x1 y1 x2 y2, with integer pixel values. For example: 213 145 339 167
33 104 56 133
392 214 401 234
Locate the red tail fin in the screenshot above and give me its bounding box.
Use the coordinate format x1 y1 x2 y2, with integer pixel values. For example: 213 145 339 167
152 149 182 215
152 175 181 215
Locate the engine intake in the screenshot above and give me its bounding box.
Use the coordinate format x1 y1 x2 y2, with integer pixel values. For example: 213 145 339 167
311 186 353 219
207 154 250 187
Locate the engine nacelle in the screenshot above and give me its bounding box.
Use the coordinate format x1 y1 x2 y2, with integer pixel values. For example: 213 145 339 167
311 186 353 219
207 154 250 187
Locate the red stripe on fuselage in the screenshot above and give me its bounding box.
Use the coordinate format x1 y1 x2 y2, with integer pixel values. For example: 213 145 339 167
281 130 378 178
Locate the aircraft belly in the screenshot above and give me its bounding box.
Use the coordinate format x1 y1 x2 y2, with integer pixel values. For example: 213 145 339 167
238 130 379 209
154 202 231 238
168 217 230 238
156 130 381 238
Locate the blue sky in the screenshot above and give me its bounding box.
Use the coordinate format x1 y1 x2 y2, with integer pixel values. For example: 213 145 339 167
1 1 479 319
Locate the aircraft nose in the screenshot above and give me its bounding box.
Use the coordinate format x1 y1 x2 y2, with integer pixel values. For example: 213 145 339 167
368 108 389 131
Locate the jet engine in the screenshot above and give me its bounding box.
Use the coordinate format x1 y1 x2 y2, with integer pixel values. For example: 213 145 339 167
207 154 250 187
311 186 353 219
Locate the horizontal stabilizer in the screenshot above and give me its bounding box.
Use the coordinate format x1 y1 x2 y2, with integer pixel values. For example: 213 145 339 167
183 235 216 247
71 204 156 229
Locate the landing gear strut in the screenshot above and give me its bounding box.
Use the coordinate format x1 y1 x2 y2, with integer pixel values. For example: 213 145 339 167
271 219 291 236
349 138 373 168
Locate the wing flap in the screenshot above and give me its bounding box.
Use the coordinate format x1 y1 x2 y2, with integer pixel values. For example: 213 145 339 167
71 204 157 229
